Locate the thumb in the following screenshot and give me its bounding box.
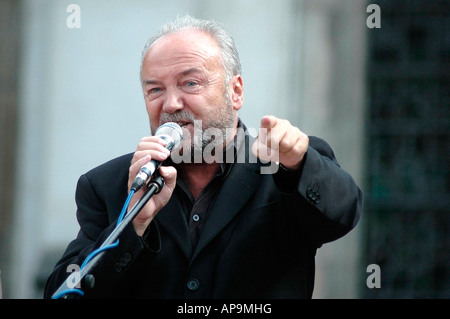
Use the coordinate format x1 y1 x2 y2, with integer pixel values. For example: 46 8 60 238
159 166 177 190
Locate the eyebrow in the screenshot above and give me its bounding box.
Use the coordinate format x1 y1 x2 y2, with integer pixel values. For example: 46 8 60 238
180 67 203 76
142 68 204 85
142 79 161 86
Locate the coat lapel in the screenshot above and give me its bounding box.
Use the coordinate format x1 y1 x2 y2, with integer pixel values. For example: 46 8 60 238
155 190 193 259
192 133 263 260
192 160 261 260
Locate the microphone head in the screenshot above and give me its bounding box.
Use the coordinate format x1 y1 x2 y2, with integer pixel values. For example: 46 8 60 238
155 122 183 147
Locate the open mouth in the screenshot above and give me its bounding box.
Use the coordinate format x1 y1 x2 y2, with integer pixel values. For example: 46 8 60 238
177 121 191 128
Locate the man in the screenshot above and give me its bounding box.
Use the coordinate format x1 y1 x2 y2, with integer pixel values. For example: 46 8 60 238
44 15 362 299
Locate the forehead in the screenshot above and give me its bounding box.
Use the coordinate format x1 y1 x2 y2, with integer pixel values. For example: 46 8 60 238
142 29 222 75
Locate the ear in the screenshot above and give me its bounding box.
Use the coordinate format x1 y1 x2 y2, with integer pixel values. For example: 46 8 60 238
230 75 244 111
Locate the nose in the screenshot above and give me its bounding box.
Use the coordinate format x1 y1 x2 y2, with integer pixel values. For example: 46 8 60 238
162 88 184 114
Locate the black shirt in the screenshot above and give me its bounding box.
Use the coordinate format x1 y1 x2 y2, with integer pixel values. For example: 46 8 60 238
172 122 241 248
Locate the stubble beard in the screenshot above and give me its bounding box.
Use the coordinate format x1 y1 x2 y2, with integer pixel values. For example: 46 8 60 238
156 90 235 163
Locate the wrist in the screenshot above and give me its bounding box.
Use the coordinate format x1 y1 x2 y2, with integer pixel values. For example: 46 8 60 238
133 220 151 237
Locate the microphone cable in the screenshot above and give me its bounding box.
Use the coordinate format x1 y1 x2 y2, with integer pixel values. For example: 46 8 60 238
52 189 135 299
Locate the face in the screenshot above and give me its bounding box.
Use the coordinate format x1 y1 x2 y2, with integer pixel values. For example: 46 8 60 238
141 29 243 157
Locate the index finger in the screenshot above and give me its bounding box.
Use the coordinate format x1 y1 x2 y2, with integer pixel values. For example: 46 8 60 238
139 136 168 146
260 115 278 129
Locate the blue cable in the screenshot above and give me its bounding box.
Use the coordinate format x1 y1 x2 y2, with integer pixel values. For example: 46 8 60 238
52 190 135 299
80 239 120 269
116 189 135 227
52 289 84 299
80 189 135 269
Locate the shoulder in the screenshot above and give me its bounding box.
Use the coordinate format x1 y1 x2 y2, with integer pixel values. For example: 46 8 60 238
85 153 133 177
80 153 133 192
75 153 133 213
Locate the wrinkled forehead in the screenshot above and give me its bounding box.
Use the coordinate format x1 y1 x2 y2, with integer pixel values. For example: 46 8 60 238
143 29 222 69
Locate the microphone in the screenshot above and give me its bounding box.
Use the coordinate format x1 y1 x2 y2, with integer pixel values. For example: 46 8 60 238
131 122 183 191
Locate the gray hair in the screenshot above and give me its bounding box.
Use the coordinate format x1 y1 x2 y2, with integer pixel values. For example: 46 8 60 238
140 15 241 84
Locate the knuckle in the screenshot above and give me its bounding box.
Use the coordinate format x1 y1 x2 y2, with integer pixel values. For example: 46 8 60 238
280 138 291 150
282 119 291 126
303 134 309 144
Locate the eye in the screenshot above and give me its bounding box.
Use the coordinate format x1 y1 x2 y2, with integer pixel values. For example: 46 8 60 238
181 80 202 93
149 87 161 94
146 87 163 101
185 81 198 87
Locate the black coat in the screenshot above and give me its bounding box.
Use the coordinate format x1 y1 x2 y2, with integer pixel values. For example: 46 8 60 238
44 134 362 299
